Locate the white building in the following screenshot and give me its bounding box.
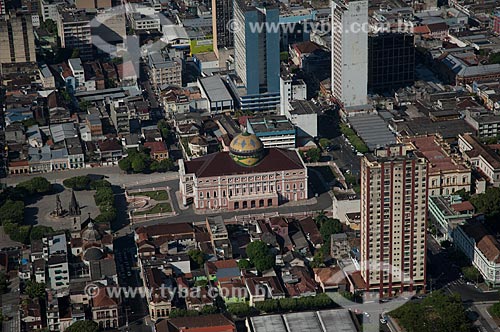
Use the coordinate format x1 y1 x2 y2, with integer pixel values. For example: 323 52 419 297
454 221 500 287
246 116 296 149
40 0 63 22
68 58 85 87
331 0 368 109
280 74 307 116
43 234 70 294
131 13 161 31
286 100 318 140
197 75 234 113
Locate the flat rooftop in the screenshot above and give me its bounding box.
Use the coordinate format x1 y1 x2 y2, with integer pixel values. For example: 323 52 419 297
249 309 357 332
347 113 396 150
198 75 233 102
247 116 295 135
402 135 468 173
289 100 319 115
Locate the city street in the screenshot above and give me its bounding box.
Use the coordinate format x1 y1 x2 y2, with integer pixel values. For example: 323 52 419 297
0 166 179 188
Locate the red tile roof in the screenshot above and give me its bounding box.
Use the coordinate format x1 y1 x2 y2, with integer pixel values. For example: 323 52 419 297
159 314 236 332
451 201 474 213
184 149 305 178
144 141 168 154
293 41 322 54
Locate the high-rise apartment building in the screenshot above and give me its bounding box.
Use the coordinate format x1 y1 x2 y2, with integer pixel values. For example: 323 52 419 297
360 145 428 295
229 0 280 112
57 11 93 60
0 14 37 65
368 33 415 93
212 0 233 57
331 0 368 109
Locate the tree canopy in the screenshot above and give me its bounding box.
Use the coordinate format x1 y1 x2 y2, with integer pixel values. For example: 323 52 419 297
470 187 500 220
246 241 275 272
66 320 99 332
24 280 46 299
390 291 471 332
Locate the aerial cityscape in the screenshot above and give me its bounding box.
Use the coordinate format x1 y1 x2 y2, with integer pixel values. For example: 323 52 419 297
1 0 500 330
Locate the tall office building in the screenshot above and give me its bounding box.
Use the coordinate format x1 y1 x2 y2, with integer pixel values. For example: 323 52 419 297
331 0 368 109
360 145 428 295
368 33 415 93
0 14 36 65
212 0 233 57
229 0 280 112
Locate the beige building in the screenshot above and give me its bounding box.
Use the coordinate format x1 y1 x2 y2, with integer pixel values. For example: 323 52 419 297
148 52 182 90
458 133 500 187
361 145 428 295
402 135 471 196
91 287 119 329
0 14 36 65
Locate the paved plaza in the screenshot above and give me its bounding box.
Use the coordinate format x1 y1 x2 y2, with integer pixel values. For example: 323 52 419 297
24 187 100 231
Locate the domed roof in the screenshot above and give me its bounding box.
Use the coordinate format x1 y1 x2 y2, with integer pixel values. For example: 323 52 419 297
83 247 104 261
229 132 263 156
82 222 102 242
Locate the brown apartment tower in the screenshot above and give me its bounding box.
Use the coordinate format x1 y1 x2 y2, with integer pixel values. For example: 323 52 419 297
360 144 428 296
212 0 233 58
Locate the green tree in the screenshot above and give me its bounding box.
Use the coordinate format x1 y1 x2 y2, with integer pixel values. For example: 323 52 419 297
470 187 500 219
30 226 55 242
237 259 251 269
306 148 321 162
0 200 25 224
310 250 325 268
319 138 332 149
158 120 170 140
461 266 482 283
188 249 205 269
78 100 91 111
391 291 470 332
0 272 8 294
63 176 91 191
94 186 114 206
200 305 218 315
17 177 52 195
25 280 46 299
227 303 250 317
118 157 132 172
489 302 500 318
255 299 279 313
319 218 342 241
66 320 99 332
131 155 146 173
246 241 275 272
278 298 297 311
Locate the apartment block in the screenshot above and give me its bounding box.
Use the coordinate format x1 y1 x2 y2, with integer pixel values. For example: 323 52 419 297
0 14 36 65
331 0 368 109
57 11 93 60
360 145 428 295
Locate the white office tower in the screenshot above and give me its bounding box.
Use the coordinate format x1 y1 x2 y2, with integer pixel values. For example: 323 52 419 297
331 0 368 110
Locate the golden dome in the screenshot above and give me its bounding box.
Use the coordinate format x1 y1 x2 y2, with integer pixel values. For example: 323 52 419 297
229 132 265 166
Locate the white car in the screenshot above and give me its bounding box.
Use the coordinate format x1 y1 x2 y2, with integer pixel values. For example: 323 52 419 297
380 318 387 324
